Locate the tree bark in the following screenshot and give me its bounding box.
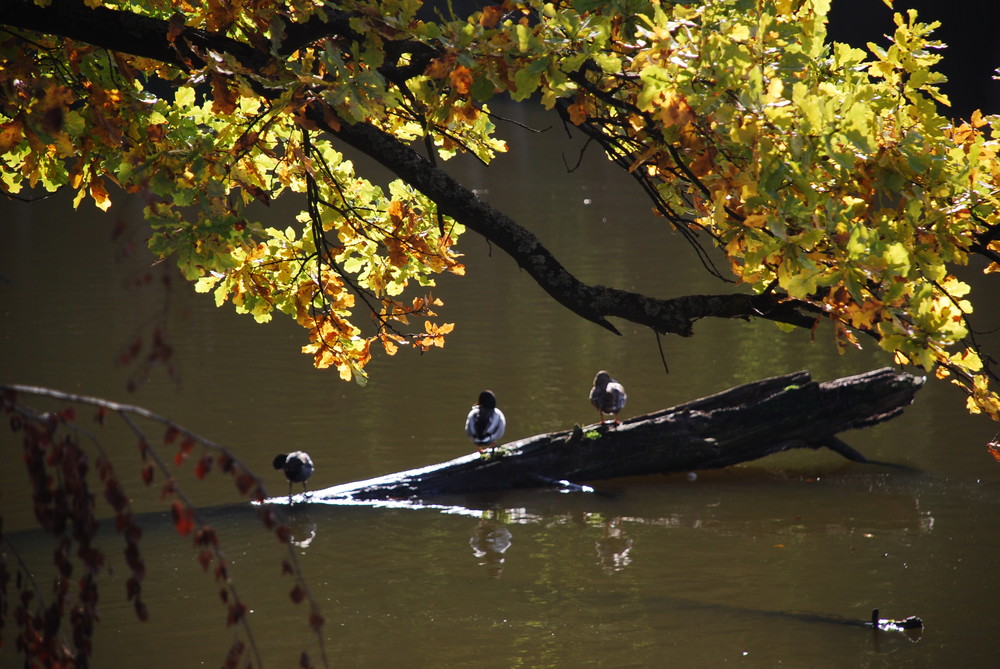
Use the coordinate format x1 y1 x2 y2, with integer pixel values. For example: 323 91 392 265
308 367 924 503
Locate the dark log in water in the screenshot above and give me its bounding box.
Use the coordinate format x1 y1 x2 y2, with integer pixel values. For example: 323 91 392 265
305 368 924 503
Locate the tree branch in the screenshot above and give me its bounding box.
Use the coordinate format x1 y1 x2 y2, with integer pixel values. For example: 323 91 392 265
2 0 822 338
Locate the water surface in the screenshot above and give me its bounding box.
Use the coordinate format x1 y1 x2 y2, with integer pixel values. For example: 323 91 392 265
3 101 1000 668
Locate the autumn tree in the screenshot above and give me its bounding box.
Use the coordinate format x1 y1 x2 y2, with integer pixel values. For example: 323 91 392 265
2 0 999 417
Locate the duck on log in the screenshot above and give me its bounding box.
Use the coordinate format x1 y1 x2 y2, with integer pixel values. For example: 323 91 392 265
300 368 924 504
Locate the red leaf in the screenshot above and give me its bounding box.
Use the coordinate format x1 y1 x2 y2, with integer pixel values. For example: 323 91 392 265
126 576 141 599
224 639 245 669
309 612 325 631
197 549 213 571
275 525 292 544
226 602 247 626
235 473 254 495
258 507 276 530
164 425 179 444
141 463 154 485
195 526 218 547
194 455 213 480
170 501 194 536
290 585 305 604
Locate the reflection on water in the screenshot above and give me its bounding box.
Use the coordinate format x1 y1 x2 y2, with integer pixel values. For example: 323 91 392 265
595 519 633 574
3 98 1000 667
470 512 513 578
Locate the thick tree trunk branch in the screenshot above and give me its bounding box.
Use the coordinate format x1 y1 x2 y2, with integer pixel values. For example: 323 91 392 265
323 116 822 336
1 0 264 70
307 368 925 503
2 0 822 338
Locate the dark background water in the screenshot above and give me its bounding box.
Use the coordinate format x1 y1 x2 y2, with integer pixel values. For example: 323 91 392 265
3 5 1000 666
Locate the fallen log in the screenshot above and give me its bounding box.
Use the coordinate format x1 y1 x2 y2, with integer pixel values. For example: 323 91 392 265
304 367 924 504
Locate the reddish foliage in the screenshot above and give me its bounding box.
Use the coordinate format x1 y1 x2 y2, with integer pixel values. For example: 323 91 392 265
257 506 276 530
194 526 218 547
170 501 194 537
223 639 246 669
197 549 214 571
235 473 255 495
218 453 234 473
194 454 213 480
290 585 305 604
988 440 1000 462
275 525 293 544
226 601 247 626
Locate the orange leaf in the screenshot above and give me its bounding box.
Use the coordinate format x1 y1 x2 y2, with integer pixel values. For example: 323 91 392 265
480 5 503 28
90 178 112 211
567 98 588 126
210 72 238 115
988 440 1000 463
450 66 474 95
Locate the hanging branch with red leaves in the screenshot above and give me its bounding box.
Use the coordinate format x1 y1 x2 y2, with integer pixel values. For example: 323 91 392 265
1 385 329 669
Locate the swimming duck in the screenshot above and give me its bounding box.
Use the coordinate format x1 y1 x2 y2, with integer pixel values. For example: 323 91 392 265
272 451 314 501
465 390 506 452
590 370 627 424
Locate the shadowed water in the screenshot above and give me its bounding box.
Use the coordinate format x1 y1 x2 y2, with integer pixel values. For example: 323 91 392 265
3 100 1000 668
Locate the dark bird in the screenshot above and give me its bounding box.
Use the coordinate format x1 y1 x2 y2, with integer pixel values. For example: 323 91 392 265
273 451 314 502
465 389 506 452
590 370 627 424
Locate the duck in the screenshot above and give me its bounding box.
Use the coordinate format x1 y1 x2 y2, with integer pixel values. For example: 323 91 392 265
272 451 314 501
590 370 627 424
465 389 506 452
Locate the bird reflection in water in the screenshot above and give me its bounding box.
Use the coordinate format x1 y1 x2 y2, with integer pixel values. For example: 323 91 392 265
283 512 318 549
596 518 633 574
470 512 513 579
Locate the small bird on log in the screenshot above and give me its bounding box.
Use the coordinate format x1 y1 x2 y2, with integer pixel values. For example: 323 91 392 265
465 389 506 453
590 370 627 425
273 451 314 502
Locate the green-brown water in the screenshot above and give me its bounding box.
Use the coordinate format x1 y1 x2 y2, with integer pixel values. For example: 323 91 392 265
3 102 1000 668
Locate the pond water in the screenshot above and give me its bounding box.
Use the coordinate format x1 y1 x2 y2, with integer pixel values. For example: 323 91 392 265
3 98 1000 668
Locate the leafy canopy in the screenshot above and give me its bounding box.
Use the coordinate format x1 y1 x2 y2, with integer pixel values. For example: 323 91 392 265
2 0 999 417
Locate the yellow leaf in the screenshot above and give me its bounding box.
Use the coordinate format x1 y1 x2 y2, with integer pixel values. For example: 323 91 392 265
730 24 750 43
90 178 112 211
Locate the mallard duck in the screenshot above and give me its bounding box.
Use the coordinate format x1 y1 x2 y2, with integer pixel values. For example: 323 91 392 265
272 451 314 501
590 370 627 424
465 390 506 451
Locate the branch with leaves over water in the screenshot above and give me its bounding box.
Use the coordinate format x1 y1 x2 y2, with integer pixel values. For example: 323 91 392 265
2 0 999 417
1 385 329 669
